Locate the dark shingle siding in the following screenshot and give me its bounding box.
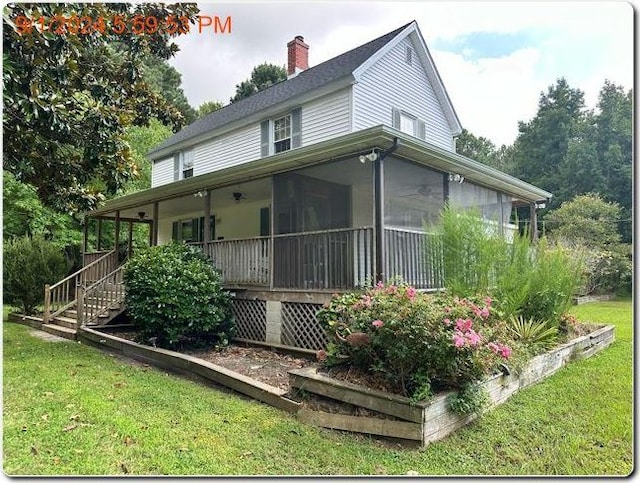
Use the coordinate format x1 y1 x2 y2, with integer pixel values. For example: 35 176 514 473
148 22 412 157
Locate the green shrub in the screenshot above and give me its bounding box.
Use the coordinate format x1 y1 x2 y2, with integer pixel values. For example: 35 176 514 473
507 315 558 350
3 236 67 315
316 282 517 400
573 243 632 296
432 205 583 328
124 242 234 349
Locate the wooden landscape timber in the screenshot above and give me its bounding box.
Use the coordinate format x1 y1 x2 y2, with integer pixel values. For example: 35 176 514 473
290 325 615 445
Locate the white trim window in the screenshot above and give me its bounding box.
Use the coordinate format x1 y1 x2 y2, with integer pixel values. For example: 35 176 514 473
392 107 426 140
273 114 292 153
182 150 194 179
400 112 417 135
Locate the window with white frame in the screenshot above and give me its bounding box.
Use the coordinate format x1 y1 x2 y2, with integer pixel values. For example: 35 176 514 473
182 150 194 179
399 113 417 136
273 114 292 153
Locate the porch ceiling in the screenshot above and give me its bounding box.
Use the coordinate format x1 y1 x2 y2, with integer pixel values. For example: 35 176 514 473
89 125 552 218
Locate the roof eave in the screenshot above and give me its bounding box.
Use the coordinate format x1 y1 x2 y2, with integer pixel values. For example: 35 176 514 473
91 126 550 217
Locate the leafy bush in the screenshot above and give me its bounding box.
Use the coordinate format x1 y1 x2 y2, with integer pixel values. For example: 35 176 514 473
447 383 489 415
124 242 234 349
432 205 583 328
316 282 516 400
572 243 632 296
3 236 67 315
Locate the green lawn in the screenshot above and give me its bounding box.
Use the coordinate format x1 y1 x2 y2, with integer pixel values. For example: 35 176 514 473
3 299 633 476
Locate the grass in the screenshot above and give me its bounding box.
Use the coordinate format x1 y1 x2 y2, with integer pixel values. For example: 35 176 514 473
3 299 632 476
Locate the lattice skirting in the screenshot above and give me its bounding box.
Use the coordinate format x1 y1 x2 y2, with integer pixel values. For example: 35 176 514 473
231 299 266 342
281 302 327 351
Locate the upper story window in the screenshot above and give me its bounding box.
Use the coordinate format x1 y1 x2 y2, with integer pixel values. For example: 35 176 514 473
182 150 194 178
261 107 302 157
400 113 417 135
392 107 426 140
273 114 292 153
173 149 194 181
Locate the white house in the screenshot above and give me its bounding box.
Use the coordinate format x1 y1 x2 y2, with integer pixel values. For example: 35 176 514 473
53 21 552 350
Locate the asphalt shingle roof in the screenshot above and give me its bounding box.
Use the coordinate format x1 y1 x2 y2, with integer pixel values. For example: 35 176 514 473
148 22 412 157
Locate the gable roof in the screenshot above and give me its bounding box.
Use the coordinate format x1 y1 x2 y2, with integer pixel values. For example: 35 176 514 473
148 22 412 158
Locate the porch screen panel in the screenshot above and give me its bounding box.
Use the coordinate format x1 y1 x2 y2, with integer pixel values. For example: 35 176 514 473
383 158 445 230
448 181 502 222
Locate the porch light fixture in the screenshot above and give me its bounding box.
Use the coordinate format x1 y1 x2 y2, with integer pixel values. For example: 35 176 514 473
232 192 244 203
137 211 146 220
193 190 208 198
535 201 547 210
448 173 464 184
359 150 378 164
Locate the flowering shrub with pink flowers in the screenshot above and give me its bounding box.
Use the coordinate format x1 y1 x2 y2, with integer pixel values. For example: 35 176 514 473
316 282 520 401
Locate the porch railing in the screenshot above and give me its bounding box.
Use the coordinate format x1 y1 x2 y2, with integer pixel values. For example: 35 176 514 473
82 250 112 267
384 227 444 289
78 265 125 326
192 236 271 286
43 250 119 324
273 227 374 290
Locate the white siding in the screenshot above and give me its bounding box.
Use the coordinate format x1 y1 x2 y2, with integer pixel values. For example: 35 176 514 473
194 124 261 176
353 36 454 151
152 157 174 188
302 88 351 146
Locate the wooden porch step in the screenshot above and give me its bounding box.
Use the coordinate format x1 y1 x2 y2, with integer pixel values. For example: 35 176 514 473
42 324 76 340
52 316 77 329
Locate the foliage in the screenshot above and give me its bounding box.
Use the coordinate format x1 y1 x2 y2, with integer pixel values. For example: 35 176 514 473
507 315 558 350
230 62 286 103
545 193 622 247
122 119 173 193
447 383 489 415
196 100 224 118
3 236 68 315
432 205 582 328
3 2 199 214
141 54 196 125
123 242 234 349
317 283 516 399
435 206 504 297
572 244 632 296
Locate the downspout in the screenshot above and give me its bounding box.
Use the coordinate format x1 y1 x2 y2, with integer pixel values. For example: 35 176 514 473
374 137 399 283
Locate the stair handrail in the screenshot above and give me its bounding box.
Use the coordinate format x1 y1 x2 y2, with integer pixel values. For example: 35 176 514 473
44 250 118 324
78 265 126 327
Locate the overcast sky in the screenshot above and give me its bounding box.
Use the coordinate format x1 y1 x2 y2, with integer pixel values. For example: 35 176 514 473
168 1 633 147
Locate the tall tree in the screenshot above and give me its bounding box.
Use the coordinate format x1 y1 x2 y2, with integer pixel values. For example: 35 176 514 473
3 2 199 214
141 55 197 125
196 100 224 118
511 78 587 208
455 129 497 165
230 63 286 103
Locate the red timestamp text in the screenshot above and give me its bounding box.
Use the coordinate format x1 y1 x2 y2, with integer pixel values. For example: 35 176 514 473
13 14 232 36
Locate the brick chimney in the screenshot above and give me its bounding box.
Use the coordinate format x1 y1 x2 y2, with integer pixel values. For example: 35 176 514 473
287 35 309 77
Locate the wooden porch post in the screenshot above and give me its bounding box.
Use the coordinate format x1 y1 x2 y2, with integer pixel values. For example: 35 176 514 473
114 210 121 252
83 216 89 253
374 156 386 283
97 219 103 251
269 176 275 290
203 190 211 244
127 221 134 259
152 202 159 246
530 203 539 241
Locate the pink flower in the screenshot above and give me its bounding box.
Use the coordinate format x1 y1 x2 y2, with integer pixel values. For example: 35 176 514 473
466 329 482 346
484 296 492 307
386 284 398 294
406 286 417 300
316 350 328 362
455 318 473 332
487 342 499 354
372 319 384 328
361 295 372 308
500 345 512 359
376 280 385 289
452 332 465 348
480 307 490 318
443 318 451 326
